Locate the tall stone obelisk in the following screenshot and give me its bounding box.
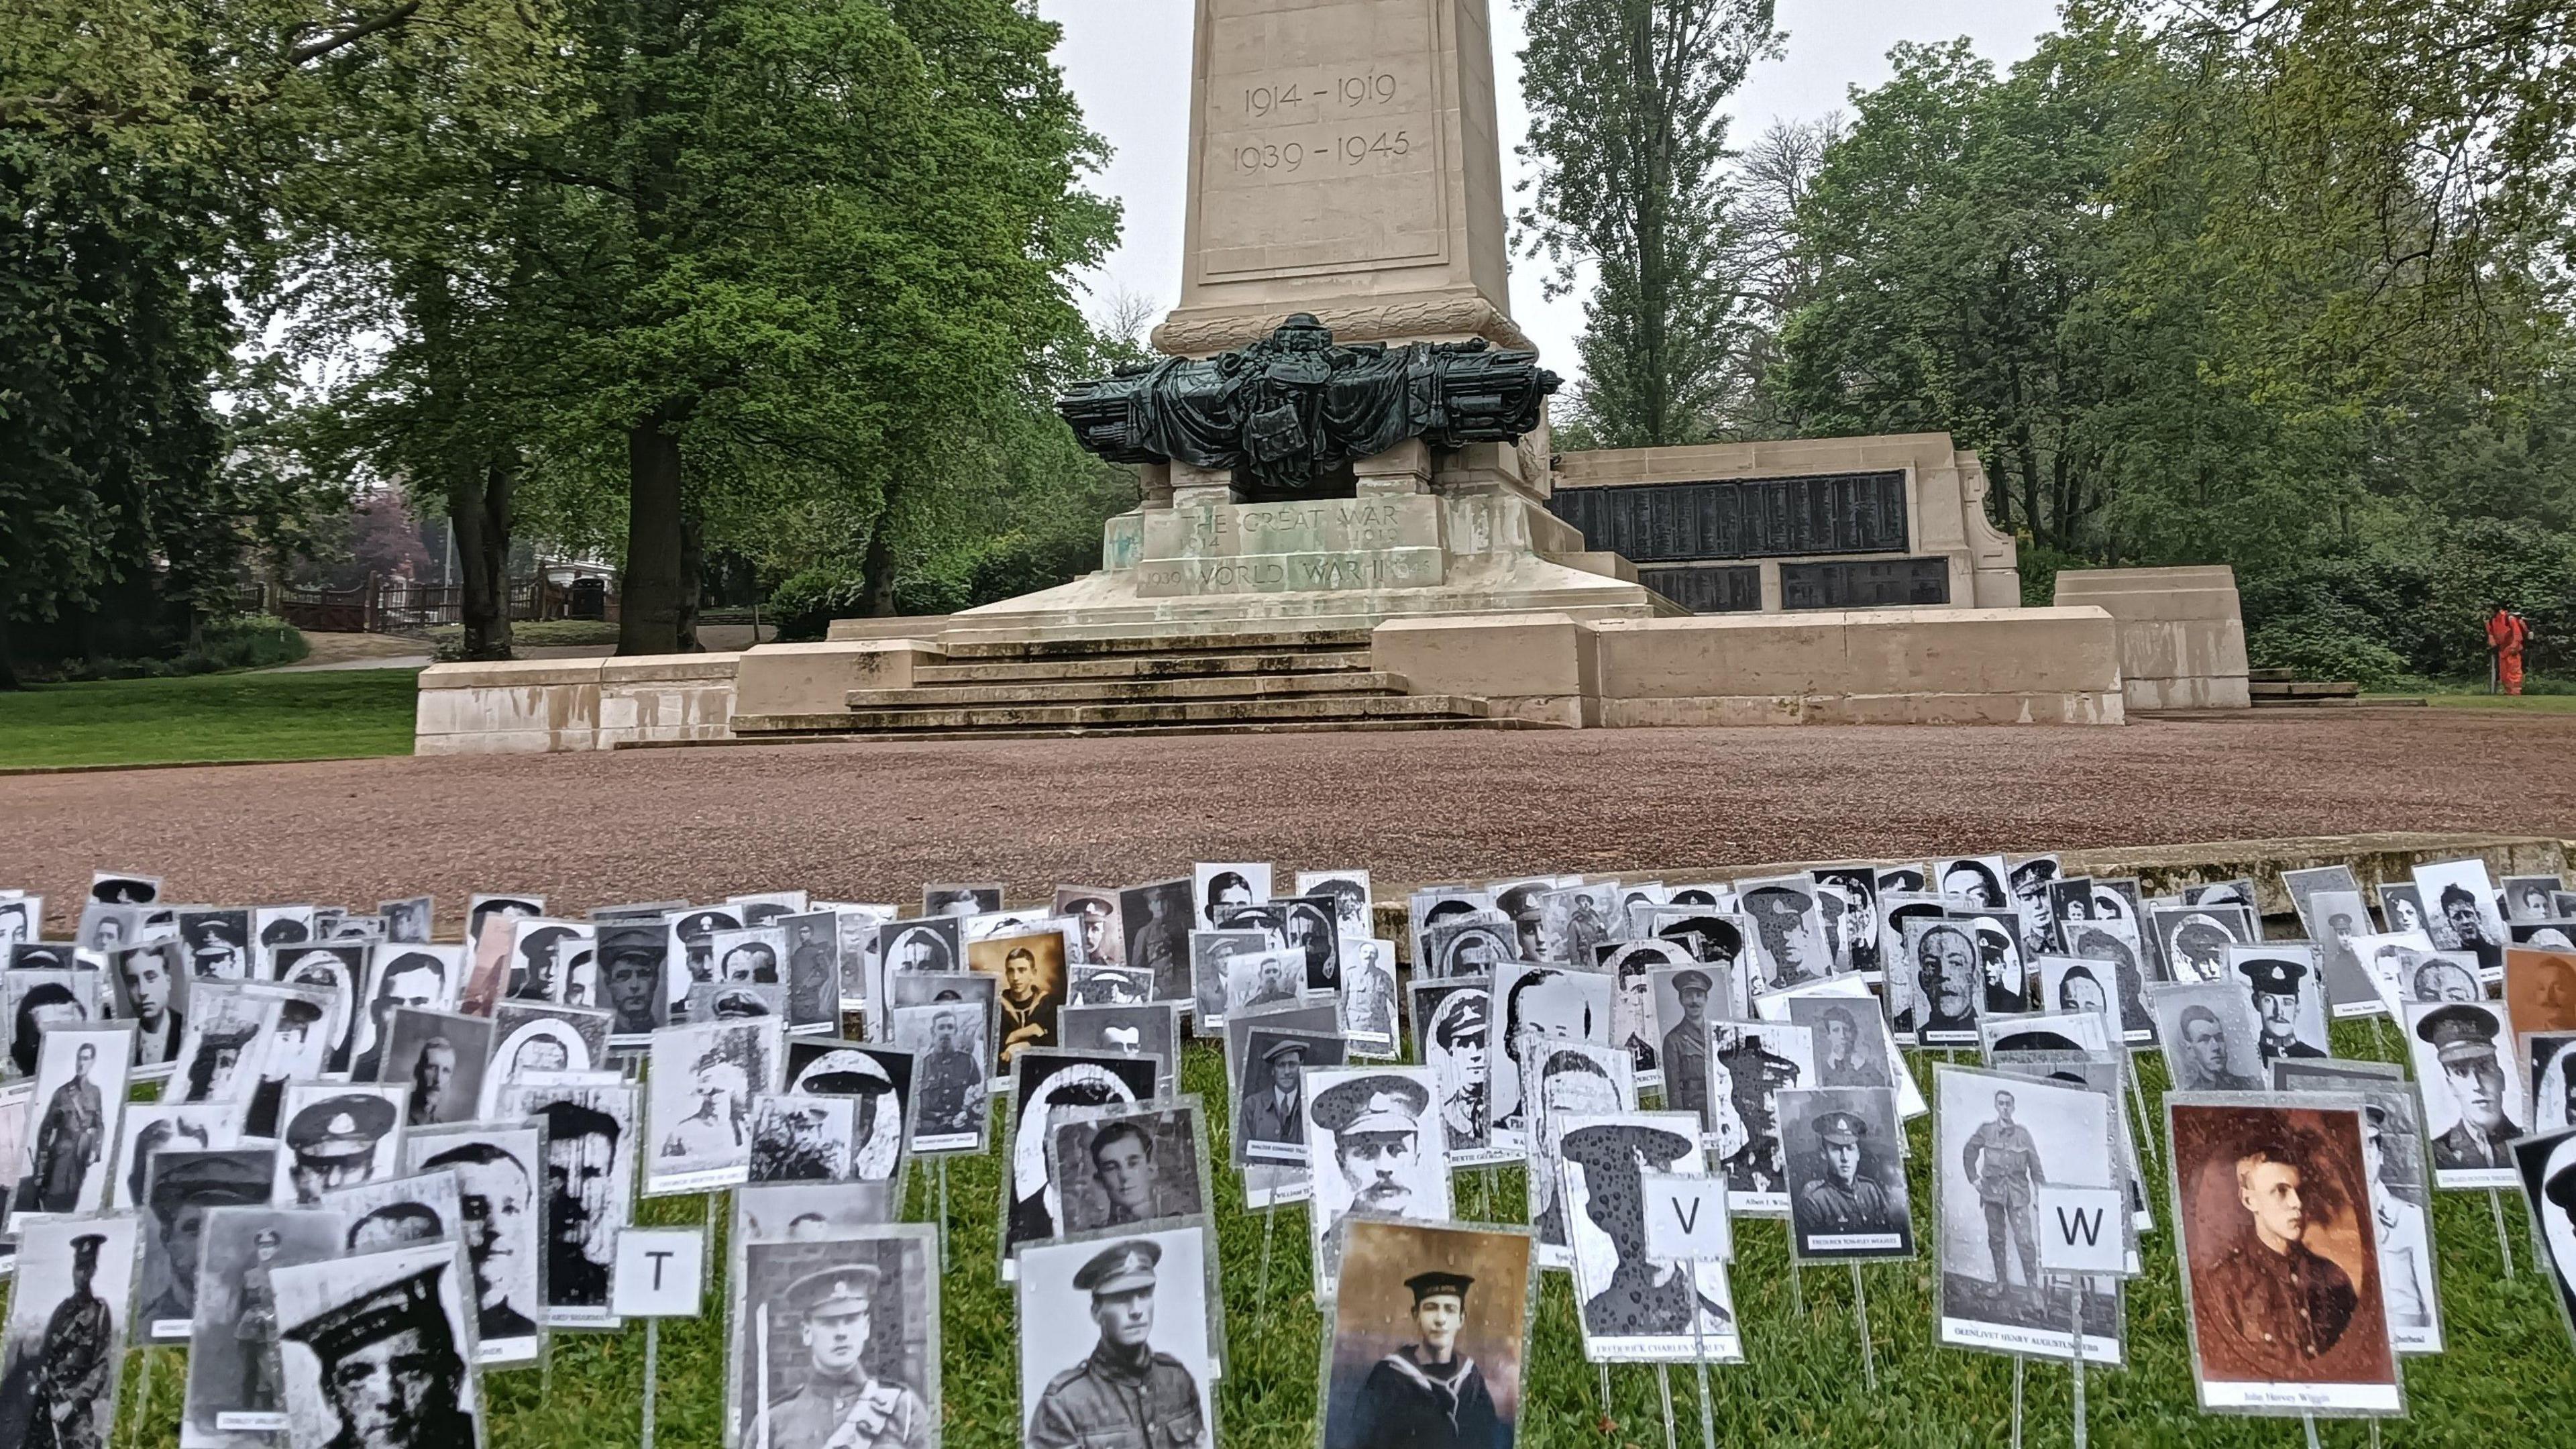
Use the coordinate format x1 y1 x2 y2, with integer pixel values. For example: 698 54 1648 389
1152 0 1525 359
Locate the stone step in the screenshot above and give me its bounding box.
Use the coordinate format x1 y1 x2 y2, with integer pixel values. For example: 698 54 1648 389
2247 667 2298 684
938 627 1375 661
735 692 1493 736
915 649 1377 685
2250 680 2360 699
637 716 1560 747
850 672 1413 709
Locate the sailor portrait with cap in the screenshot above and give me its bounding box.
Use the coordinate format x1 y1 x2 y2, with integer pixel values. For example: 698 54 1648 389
1240 1036 1311 1154
2416 1003 2524 1171
281 1257 479 1449
25 1228 119 1449
2239 956 2327 1062
1027 1239 1208 1449
1335 1269 1503 1449
1312 1074 1439 1226
759 1259 932 1449
1559 1120 1735 1340
283 1093 399 1205
1793 1105 1907 1247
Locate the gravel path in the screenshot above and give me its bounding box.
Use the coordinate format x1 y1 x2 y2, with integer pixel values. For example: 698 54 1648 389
6 710 2571 934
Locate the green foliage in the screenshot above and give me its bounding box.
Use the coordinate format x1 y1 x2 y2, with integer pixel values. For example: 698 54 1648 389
767 565 876 642
1515 0 1782 445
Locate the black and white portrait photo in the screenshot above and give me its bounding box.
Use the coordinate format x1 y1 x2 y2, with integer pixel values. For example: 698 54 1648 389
1222 945 1307 1018
1338 941 1399 1059
1553 1110 1741 1362
877 915 964 991
2534 1032 2576 1136
404 1124 547 1364
1004 1051 1157 1266
276 940 371 1073
1303 1066 1452 1293
1046 1099 1210 1234
1735 877 1832 989
1060 1002 1181 1097
6 968 99 1079
1411 979 1499 1165
1934 1065 2125 1364
0 895 35 955
109 937 189 1075
2404 999 2526 1187
1426 919 1518 980
1603 941 1684 1087
1648 965 1719 1128
373 1008 494 1128
2148 904 2256 985
1195 862 1272 930
728 1224 937 1449
2043 943 2153 1046
1779 1087 1913 1262
139 1145 278 1339
1813 864 1882 977
2415 858 2507 976
788 1044 912 1180
1521 1043 1636 1266
106 1100 241 1212
659 908 741 1020
7 1020 133 1228
922 882 999 918
1017 1228 1217 1449
2225 945 2332 1063
276 1085 405 1207
2273 1063 2443 1353
749 1094 857 1183
1069 966 1153 1009
2513 1127 2576 1348
1978 1009 2110 1059
888 1003 989 1154
596 922 668 1042
775 912 845 1035
1709 1021 1814 1214
647 1017 783 1195
349 945 464 1081
1187 928 1267 1030
1900 915 1985 1048
0 1215 140 1449
483 1003 612 1110
1237 1029 1344 1167
169 983 281 1112
1777 991 1904 1097
1298 870 1374 938
181 1206 346 1441
2153 981 2268 1093
729 891 810 929
1489 963 1611 1151
1322 1219 1530 1449
320 1167 465 1258
493 1080 637 1328
1053 888 1124 967
1934 857 2008 910
1118 879 1193 1006
90 871 160 906
271 1240 485 1449
1534 882 1620 967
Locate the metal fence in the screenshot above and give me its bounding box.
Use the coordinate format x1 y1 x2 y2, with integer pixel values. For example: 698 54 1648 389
270 576 608 635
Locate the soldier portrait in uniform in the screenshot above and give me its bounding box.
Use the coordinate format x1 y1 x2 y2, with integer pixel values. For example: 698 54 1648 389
1650 967 1716 1127
406 1124 547 1363
9 1022 134 1227
1552 1112 1741 1362
1599 941 1678 1086
2153 983 2267 1093
182 1208 346 1442
274 1086 405 1207
138 1146 277 1338
1018 1230 1215 1449
647 1017 784 1196
748 1095 857 1184
596 923 669 1041
1047 1100 1210 1234
1339 941 1401 1059
272 1242 485 1449
1322 1218 1531 1449
888 1004 989 1153
2168 1097 2400 1411
374 1008 494 1128
2226 947 2331 1063
1002 1051 1157 1267
1489 963 1610 1150
2403 1000 2526 1187
1736 879 1831 991
1936 857 2007 910
1185 928 1267 1028
492 1081 637 1328
2508 946 2576 1044
1056 1001 1180 1099
1305 1067 1454 1292
1935 1065 2125 1363
732 1227 937 1449
2512 1127 2576 1346
1710 1022 1813 1214
1780 1087 1913 1261
1413 981 1498 1163
1052 889 1124 967
1812 864 1882 976
0 1216 138 1449
1237 1030 1343 1167
1117 879 1193 1006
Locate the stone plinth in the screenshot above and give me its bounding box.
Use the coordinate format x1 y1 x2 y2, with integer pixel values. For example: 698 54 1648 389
2053 565 2251 710
1155 0 1519 358
417 655 742 755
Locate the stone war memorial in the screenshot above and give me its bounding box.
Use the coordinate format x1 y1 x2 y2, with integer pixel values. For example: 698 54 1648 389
415 0 2251 754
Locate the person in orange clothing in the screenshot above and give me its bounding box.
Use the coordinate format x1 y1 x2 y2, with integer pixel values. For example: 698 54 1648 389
2487 605 2531 695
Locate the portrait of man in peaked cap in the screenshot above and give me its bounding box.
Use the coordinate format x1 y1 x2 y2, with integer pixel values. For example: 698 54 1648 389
274 1248 481 1449
1021 1234 1210 1449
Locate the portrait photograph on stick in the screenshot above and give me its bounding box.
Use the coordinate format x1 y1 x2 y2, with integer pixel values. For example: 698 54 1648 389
494 1079 637 1329
1018 1226 1220 1449
0 1214 140 1449
270 1239 486 1449
1046 1098 1213 1235
1553 1110 1741 1362
1320 1216 1531 1449
403 1122 549 1364
182 1205 347 1444
726 1223 938 1449
1933 1065 2126 1365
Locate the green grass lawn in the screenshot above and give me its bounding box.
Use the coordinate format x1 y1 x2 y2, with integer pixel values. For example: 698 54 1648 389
0 669 419 769
74 1020 2576 1449
2387 692 2576 713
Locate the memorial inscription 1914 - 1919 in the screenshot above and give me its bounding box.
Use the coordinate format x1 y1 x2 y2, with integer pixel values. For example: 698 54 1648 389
1057 314 1558 501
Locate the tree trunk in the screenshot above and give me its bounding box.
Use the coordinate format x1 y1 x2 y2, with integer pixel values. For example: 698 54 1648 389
0 613 19 691
450 455 515 660
620 409 688 655
859 513 898 617
676 510 704 653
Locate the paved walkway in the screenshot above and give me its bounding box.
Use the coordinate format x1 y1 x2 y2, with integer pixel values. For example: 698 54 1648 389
3 710 2571 935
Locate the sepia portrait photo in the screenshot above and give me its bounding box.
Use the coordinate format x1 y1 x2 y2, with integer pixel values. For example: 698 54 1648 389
1320 1218 1529 1449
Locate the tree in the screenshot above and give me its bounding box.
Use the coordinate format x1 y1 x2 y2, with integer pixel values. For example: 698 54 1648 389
1516 0 1780 447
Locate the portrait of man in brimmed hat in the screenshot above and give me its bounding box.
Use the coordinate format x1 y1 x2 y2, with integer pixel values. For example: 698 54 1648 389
280 1258 477 1449
282 1093 398 1206
1026 1239 1205 1449
760 1258 931 1449
1559 1119 1733 1339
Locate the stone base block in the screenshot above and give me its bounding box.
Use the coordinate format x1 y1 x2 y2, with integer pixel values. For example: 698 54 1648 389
1372 613 1599 727
417 653 749 754
736 641 941 718
2054 566 2250 711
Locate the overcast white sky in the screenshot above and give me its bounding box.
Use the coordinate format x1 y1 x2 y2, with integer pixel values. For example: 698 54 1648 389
1038 0 2063 366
